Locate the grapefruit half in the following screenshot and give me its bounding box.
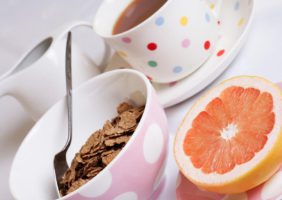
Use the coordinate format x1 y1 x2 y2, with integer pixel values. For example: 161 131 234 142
174 76 282 194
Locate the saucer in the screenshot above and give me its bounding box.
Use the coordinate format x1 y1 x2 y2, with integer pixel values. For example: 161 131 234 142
107 0 254 107
176 167 282 200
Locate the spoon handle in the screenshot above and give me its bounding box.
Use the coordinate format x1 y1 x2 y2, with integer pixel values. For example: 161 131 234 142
64 32 72 150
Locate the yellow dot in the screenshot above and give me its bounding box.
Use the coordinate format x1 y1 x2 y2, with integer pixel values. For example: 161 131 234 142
210 4 215 10
180 16 188 26
117 50 128 57
238 18 245 27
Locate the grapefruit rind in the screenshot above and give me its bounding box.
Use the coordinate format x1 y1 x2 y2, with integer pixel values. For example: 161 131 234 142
174 76 282 194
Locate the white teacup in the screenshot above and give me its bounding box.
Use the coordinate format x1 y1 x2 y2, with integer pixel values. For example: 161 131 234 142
93 0 222 83
0 21 111 120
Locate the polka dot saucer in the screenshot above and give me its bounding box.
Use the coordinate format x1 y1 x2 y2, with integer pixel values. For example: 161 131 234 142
106 0 255 108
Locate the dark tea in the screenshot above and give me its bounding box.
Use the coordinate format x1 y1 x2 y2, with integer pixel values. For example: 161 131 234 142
112 0 167 35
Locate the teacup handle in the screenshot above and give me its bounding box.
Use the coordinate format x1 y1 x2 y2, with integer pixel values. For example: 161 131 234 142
51 20 112 71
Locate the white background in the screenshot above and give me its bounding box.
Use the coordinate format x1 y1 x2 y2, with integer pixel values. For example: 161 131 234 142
0 0 282 199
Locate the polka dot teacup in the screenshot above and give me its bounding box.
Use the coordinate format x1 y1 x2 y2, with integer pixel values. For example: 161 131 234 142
93 0 220 83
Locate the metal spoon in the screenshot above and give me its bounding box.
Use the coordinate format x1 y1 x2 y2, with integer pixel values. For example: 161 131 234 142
53 31 73 195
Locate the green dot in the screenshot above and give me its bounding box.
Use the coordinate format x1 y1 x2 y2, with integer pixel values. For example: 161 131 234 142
148 60 157 67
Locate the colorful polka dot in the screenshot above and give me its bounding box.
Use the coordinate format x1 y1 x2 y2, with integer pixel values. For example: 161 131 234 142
147 42 157 51
155 16 165 26
205 13 210 22
234 1 240 11
121 37 131 43
143 123 164 163
180 16 188 26
181 38 190 48
148 60 158 67
204 41 211 50
80 170 112 197
217 49 225 56
210 3 215 10
117 50 128 57
238 18 245 26
173 66 183 73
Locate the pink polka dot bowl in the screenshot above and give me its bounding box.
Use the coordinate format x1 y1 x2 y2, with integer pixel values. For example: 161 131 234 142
9 69 169 200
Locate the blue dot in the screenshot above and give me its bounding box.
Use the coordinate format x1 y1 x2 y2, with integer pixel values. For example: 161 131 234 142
155 17 165 26
205 13 210 22
234 1 240 10
173 66 183 73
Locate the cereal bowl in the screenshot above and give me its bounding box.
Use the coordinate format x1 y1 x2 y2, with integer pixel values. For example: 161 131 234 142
9 69 168 200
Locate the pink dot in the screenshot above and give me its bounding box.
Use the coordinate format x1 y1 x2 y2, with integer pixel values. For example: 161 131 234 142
121 37 131 43
147 43 157 51
182 39 190 48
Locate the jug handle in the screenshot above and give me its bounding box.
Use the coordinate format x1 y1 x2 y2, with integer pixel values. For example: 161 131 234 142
51 20 112 72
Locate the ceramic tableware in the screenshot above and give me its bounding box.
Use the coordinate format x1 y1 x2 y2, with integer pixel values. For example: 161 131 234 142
93 0 223 83
176 166 282 200
107 0 255 107
0 21 110 120
9 69 169 200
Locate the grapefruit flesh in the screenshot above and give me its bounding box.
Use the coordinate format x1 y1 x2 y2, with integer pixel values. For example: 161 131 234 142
174 76 282 194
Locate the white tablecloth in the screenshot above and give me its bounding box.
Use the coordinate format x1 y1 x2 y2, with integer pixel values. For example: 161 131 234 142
1 0 282 199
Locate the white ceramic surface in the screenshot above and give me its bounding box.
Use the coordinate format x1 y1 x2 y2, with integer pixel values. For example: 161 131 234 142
151 0 254 107
93 0 220 83
9 69 168 200
0 21 110 120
